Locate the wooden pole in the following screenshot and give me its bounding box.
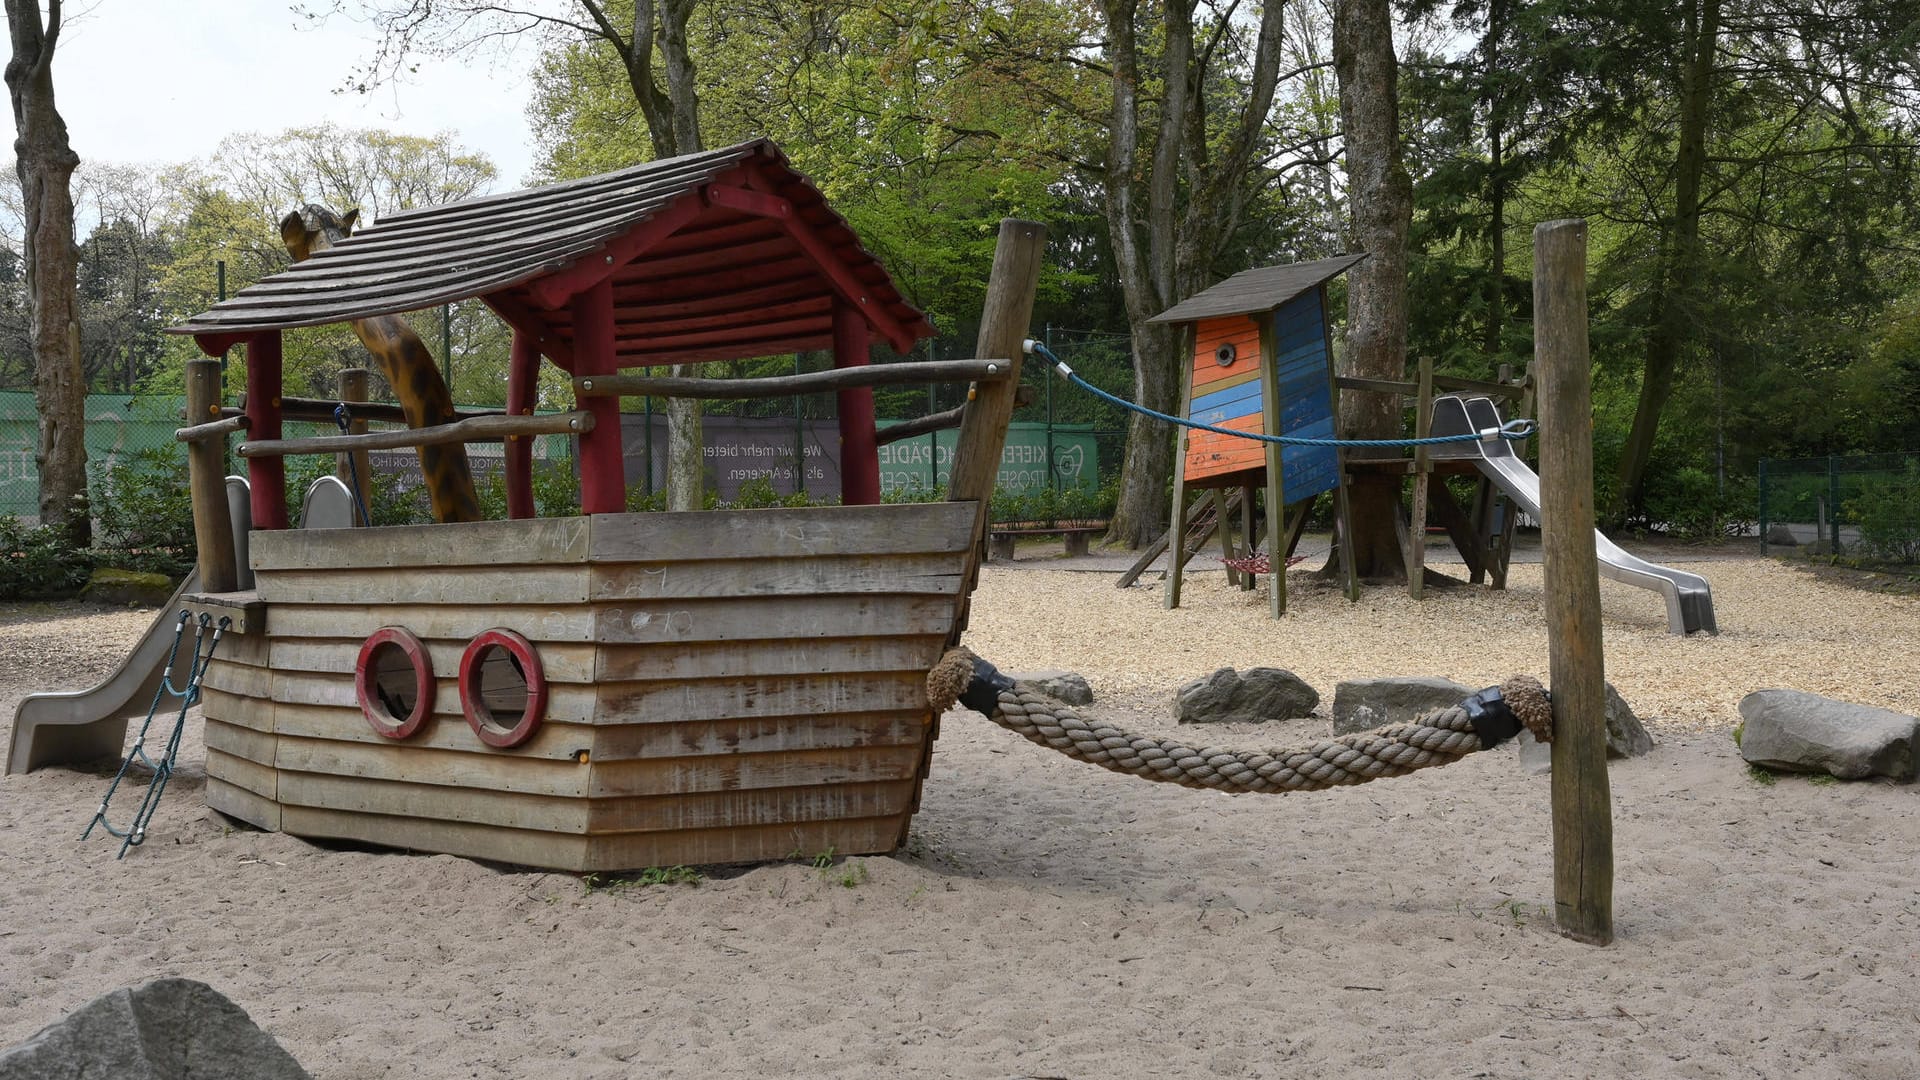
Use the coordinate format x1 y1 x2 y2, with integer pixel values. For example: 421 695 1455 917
834 300 881 505
946 219 1046 638
238 412 594 458
570 278 625 515
1534 218 1614 946
184 359 237 593
1407 354 1433 599
1163 349 1198 610
506 333 538 519
337 368 371 526
244 332 288 530
574 359 1012 400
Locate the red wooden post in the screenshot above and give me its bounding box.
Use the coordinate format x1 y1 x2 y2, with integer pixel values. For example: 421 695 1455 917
570 279 626 514
834 299 880 505
245 331 289 529
506 330 539 519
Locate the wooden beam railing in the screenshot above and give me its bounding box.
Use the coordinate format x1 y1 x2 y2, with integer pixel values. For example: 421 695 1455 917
573 359 1013 401
175 414 249 443
238 411 593 458
218 396 507 426
874 385 1034 447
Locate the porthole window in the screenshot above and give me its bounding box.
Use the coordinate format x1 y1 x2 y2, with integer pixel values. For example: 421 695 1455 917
355 627 434 740
1215 342 1237 367
459 629 547 749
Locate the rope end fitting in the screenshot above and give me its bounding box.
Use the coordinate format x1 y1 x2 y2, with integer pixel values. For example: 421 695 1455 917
1459 675 1553 747
927 647 1015 717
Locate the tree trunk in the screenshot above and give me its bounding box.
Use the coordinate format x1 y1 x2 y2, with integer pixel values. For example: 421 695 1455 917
625 0 705 511
1612 0 1720 522
6 0 86 545
1483 0 1506 358
1332 0 1414 580
1109 322 1184 547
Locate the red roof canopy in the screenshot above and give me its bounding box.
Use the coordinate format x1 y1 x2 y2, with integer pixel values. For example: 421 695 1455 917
169 139 935 369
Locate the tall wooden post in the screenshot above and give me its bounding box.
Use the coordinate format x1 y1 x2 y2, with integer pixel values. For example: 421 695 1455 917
505 332 539 519
336 367 371 526
571 279 626 515
1535 218 1614 946
947 219 1046 638
185 359 237 592
1407 354 1434 599
834 301 880 505
1256 311 1287 616
1163 357 1197 610
244 332 288 530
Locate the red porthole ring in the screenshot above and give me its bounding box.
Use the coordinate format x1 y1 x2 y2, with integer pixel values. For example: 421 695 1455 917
459 629 547 749
355 627 434 740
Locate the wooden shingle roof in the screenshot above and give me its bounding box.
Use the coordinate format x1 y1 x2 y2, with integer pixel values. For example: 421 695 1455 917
1146 254 1368 325
169 139 935 367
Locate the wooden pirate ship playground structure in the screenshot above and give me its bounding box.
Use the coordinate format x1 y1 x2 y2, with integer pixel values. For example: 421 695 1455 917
10 141 1048 870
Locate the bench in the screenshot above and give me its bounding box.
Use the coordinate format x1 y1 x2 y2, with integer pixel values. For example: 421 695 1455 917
987 521 1109 561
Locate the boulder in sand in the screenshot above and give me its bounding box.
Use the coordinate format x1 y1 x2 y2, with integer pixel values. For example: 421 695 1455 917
1517 683 1656 774
0 977 310 1080
1331 676 1474 734
1176 667 1318 724
1737 690 1918 781
1010 669 1094 706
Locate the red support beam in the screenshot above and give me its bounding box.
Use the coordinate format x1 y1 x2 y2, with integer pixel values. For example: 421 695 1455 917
193 332 244 358
506 330 539 519
705 184 792 220
483 291 575 370
570 278 626 515
245 331 289 530
834 300 879 505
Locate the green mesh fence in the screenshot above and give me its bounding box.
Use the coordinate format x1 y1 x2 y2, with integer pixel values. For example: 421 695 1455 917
1758 453 1920 563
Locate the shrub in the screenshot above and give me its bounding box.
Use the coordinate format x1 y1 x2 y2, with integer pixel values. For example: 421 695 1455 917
0 516 94 600
90 448 195 578
1848 462 1920 563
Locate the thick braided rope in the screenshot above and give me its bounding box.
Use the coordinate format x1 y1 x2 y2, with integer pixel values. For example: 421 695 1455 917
928 649 1551 794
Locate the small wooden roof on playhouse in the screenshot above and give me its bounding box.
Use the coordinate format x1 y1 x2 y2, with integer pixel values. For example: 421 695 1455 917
171 139 936 365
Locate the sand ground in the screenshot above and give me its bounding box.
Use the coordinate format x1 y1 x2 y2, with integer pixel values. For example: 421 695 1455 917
1 550 1916 1079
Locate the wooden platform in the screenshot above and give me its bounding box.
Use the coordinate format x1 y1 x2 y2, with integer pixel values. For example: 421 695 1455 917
199 502 980 870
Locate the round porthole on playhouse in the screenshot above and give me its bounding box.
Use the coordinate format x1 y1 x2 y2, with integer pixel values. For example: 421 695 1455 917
1215 341 1237 367
459 629 547 749
355 627 434 740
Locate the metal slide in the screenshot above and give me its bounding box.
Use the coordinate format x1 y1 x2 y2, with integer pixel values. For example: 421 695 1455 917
1429 396 1717 636
5 477 254 775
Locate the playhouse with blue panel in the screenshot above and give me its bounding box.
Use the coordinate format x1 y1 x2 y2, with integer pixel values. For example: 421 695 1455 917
1147 254 1368 615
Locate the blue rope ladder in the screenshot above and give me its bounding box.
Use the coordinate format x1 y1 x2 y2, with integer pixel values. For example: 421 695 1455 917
83 611 229 858
1021 339 1534 448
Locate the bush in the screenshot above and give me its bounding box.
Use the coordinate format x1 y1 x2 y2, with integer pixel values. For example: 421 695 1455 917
1849 462 1920 563
90 448 195 577
0 516 94 600
1635 466 1756 542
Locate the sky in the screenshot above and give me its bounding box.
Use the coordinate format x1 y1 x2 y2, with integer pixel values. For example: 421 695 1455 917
54 1 543 190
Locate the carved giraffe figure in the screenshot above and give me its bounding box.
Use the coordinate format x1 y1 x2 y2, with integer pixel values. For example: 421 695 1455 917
280 204 481 524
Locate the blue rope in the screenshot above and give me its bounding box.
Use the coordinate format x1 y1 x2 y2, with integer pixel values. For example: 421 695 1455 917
333 403 374 525
84 612 230 857
1022 339 1534 448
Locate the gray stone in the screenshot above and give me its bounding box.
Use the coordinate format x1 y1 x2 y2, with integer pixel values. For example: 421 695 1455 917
1516 684 1656 774
1331 676 1474 734
1010 669 1094 706
80 568 176 607
1737 690 1919 781
0 978 310 1080
1765 523 1799 547
1176 667 1318 724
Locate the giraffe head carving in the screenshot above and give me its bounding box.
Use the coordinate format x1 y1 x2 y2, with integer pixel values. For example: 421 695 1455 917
279 204 361 263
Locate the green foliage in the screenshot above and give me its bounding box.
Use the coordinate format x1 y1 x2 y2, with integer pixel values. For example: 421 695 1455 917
1847 462 1920 563
90 448 196 577
988 478 1118 525
581 865 703 894
0 516 95 600
1746 763 1779 787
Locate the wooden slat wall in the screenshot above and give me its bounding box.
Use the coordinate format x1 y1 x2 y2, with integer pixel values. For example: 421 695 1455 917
200 629 279 830
217 504 974 871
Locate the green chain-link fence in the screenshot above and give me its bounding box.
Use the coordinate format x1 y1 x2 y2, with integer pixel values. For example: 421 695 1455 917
1758 452 1920 563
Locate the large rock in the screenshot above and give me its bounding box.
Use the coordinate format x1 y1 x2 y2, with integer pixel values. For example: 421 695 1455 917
1516 684 1656 774
1764 523 1799 547
1176 667 1318 724
1331 676 1474 734
80 568 176 607
1010 669 1094 706
1737 690 1919 781
0 978 310 1080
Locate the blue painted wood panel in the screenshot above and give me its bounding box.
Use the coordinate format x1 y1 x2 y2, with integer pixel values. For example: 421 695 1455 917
1271 290 1338 504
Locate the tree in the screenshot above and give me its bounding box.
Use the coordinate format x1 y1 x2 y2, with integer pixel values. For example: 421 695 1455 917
5 0 84 542
339 0 711 510
1331 0 1414 579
